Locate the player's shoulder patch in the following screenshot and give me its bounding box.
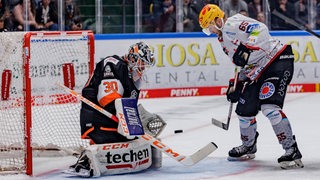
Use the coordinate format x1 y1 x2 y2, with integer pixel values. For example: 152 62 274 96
104 56 120 65
259 82 275 99
103 65 114 78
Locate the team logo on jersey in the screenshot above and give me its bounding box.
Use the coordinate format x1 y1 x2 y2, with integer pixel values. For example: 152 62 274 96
259 82 275 99
246 24 259 33
103 65 114 78
131 90 138 98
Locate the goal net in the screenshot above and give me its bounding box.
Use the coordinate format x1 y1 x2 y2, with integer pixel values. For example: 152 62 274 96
0 31 94 175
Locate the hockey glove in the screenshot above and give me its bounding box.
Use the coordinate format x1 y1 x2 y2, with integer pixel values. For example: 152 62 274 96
232 43 251 67
226 79 243 103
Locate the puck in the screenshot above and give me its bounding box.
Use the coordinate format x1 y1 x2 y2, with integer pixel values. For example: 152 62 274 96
174 129 183 134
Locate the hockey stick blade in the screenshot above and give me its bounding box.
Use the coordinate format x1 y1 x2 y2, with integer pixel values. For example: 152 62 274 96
211 102 233 131
212 118 229 130
181 142 218 166
57 82 218 166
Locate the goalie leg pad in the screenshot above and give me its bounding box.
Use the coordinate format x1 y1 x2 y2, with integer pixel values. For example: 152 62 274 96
86 139 153 176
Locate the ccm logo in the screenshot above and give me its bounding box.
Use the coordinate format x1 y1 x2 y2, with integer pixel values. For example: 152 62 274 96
102 143 129 150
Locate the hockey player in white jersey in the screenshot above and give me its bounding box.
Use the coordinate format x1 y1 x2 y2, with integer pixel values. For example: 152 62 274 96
199 4 303 169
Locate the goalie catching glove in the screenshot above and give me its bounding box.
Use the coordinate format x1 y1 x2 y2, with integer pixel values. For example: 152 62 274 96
115 98 167 139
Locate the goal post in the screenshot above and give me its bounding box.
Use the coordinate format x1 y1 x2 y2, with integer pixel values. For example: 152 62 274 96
0 31 95 175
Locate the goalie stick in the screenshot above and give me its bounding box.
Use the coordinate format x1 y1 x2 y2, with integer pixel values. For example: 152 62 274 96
211 67 239 130
57 83 218 166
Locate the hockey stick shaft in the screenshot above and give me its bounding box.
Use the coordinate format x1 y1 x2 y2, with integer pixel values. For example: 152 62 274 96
212 67 239 130
272 9 320 39
57 83 217 166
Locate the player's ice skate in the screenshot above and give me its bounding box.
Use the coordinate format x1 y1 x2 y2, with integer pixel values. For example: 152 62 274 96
278 141 304 169
228 132 259 161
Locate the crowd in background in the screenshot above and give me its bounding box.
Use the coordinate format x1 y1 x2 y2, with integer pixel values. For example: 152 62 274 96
0 0 83 32
144 0 320 32
0 0 320 33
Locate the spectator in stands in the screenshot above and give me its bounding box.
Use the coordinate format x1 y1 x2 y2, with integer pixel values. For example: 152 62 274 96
256 11 266 24
182 0 199 32
316 2 320 29
149 0 164 32
294 0 317 29
159 0 176 32
239 9 248 16
271 0 297 30
294 0 310 29
222 0 248 17
247 0 262 20
36 0 58 30
0 0 10 31
65 0 83 31
7 0 40 31
190 0 219 14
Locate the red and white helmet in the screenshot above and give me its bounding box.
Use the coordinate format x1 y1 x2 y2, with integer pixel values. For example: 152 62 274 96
126 42 155 81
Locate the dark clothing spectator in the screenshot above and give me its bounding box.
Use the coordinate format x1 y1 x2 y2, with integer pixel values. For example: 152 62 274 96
294 0 308 27
159 0 176 32
316 3 320 29
6 0 40 31
36 0 58 30
65 0 83 31
0 0 9 31
271 0 297 30
247 0 263 20
149 0 163 32
222 0 248 17
190 0 219 14
294 0 317 29
182 0 200 32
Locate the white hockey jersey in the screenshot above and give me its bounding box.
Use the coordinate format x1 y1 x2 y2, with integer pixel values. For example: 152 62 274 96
219 14 285 80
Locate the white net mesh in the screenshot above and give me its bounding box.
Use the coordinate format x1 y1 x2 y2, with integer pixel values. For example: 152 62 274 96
0 31 93 174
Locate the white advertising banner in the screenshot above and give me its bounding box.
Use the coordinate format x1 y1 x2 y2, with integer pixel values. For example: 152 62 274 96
95 32 320 98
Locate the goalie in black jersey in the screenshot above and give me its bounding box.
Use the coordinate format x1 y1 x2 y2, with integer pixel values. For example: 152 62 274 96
65 42 166 177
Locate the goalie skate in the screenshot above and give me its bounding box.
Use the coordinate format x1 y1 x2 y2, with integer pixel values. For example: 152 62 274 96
228 132 259 161
63 168 93 178
63 151 94 177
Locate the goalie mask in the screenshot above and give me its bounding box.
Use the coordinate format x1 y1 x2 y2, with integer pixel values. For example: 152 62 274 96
126 42 155 82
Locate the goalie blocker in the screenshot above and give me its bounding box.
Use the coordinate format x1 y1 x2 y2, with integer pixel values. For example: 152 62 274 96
115 98 144 139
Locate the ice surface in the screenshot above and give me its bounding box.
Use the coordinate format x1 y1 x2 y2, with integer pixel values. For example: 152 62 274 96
2 93 320 180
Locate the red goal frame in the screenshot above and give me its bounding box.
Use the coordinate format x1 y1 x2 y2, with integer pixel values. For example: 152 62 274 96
22 31 94 175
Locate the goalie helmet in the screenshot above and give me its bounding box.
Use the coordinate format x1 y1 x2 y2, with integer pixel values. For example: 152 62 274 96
126 42 155 82
199 4 225 34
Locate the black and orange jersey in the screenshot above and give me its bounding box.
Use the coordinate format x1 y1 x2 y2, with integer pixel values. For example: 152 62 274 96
80 55 140 138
